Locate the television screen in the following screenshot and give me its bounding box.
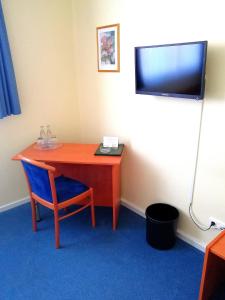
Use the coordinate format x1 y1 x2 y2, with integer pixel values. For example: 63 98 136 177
135 41 208 100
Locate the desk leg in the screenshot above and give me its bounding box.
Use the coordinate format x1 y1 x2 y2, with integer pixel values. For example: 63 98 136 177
112 164 121 230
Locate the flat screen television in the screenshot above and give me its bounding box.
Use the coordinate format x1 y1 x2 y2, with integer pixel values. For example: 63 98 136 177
135 41 208 100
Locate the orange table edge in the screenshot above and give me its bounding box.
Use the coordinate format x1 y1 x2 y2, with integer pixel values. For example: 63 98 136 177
12 143 124 230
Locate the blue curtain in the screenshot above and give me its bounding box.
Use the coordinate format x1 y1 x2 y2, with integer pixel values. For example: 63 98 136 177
0 1 21 119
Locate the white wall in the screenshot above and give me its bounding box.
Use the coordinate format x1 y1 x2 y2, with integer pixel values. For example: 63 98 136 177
72 0 225 246
1 0 225 247
0 0 79 204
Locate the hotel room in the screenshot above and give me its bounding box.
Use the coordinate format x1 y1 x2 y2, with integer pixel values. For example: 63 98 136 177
1 0 225 299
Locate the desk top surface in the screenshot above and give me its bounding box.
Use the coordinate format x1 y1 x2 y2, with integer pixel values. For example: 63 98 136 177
209 230 225 260
12 143 123 166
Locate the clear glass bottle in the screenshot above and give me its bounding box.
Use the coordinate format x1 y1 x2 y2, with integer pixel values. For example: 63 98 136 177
46 125 52 140
40 125 46 139
39 126 46 147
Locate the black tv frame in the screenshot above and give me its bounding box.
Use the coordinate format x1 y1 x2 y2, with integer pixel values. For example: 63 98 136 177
135 41 208 100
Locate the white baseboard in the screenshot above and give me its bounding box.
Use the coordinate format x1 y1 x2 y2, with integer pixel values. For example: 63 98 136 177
0 196 205 252
121 198 205 252
176 229 205 252
0 196 29 213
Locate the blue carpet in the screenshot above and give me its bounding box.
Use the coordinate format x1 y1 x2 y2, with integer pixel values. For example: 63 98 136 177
0 204 203 300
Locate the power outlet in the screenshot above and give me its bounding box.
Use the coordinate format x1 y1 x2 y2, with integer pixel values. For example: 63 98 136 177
209 217 225 230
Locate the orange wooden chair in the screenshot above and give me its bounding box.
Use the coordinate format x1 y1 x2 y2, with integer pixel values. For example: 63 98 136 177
19 155 95 248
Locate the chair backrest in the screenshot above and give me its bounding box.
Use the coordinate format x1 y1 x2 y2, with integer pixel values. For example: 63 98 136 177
20 156 56 202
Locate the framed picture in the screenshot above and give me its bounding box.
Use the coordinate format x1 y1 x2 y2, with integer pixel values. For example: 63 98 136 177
96 24 120 72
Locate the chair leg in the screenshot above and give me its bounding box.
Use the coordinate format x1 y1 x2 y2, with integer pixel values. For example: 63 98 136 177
35 203 41 222
90 190 95 228
54 209 60 249
31 198 37 232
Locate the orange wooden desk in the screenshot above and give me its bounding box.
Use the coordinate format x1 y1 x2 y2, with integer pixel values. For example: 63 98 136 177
199 230 225 299
12 143 123 230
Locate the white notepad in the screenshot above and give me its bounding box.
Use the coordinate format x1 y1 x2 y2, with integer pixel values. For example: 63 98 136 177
103 136 119 148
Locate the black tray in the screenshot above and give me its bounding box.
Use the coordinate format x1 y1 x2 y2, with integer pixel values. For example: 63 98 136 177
95 143 124 156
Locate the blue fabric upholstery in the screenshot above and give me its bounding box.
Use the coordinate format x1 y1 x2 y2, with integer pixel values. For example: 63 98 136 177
55 176 89 202
22 160 53 201
22 160 89 203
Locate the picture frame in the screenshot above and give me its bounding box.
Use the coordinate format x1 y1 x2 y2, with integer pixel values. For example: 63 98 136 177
96 24 120 72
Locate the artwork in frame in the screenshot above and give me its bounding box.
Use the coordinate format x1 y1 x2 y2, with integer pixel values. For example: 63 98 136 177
96 24 120 72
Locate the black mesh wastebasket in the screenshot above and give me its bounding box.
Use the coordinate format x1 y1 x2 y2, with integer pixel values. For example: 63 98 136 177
145 203 179 250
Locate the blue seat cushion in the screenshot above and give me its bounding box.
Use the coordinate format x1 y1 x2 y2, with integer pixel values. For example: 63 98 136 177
55 176 89 202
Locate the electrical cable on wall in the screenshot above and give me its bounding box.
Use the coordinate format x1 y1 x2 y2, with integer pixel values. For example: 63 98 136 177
189 97 214 231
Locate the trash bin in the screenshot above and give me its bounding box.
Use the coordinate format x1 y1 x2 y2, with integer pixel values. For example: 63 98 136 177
145 203 179 250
